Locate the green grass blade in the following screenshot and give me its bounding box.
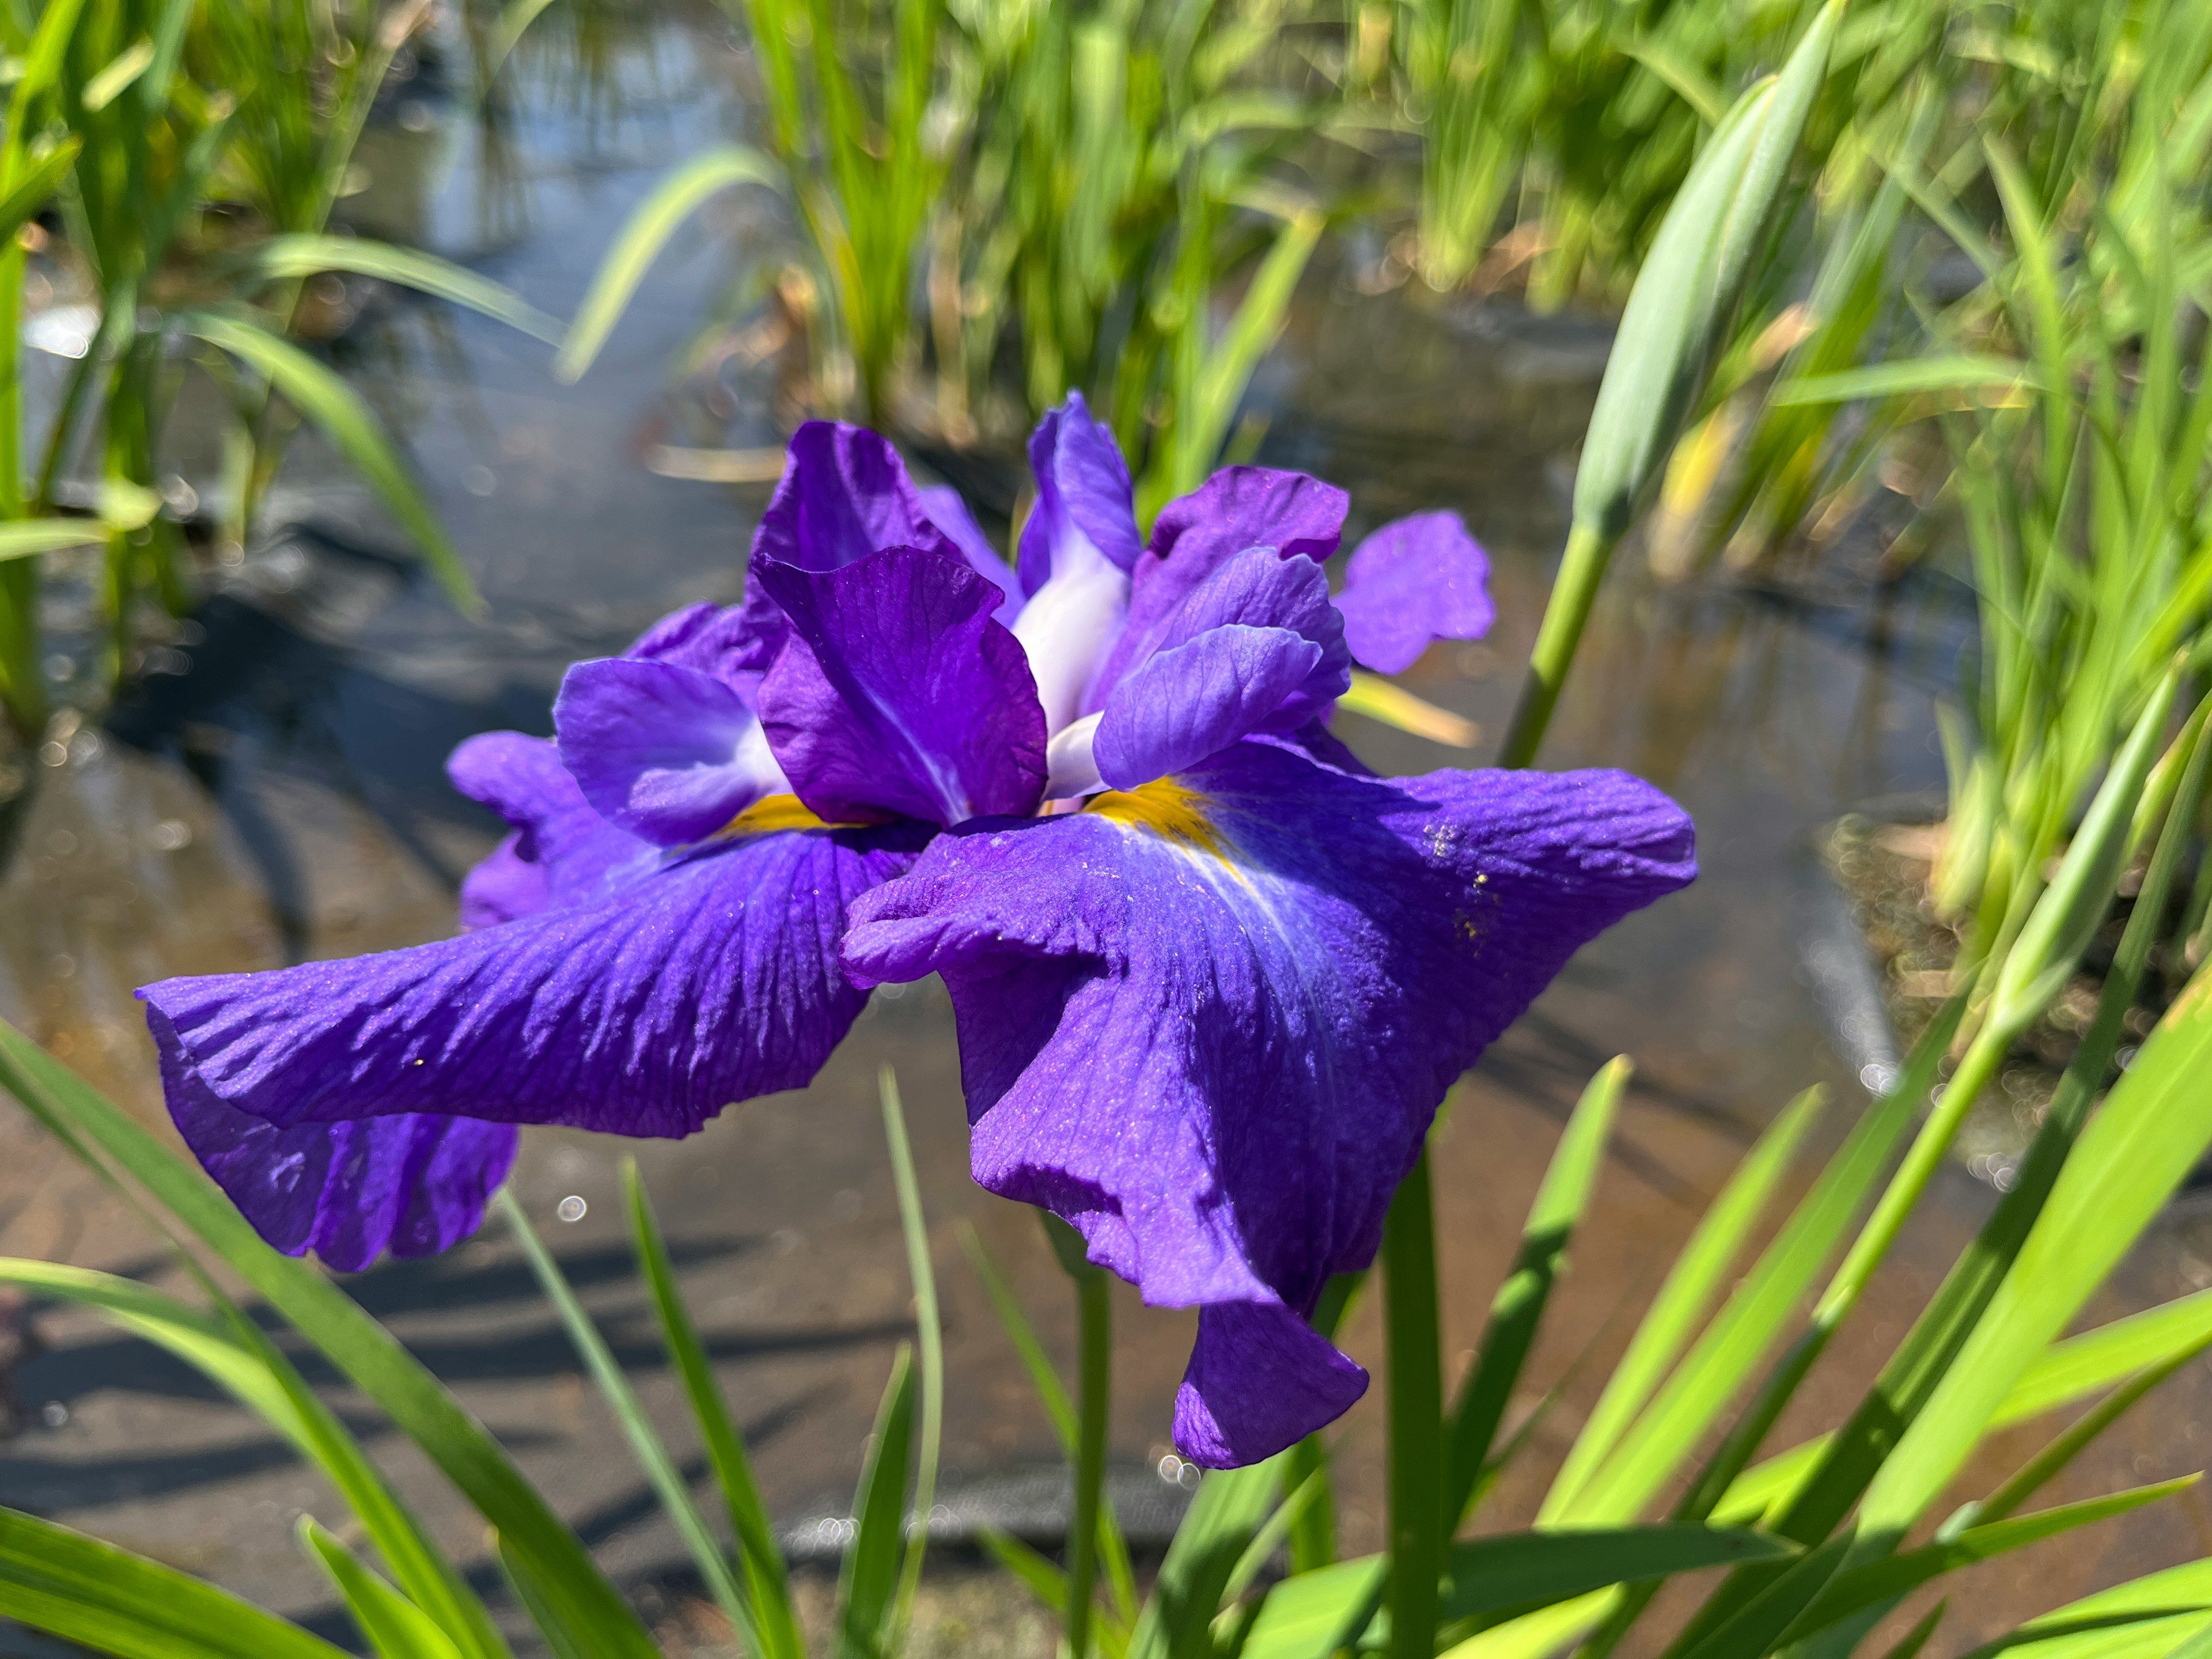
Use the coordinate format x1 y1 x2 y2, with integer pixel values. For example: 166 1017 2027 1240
0 1504 349 1659
1131 1457 1291 1659
181 309 482 615
960 1219 1077 1443
1999 1288 2212 1426
1859 960 2212 1541
839 1342 918 1659
0 517 111 560
1448 1058 1628 1528
1543 1086 1825 1521
82 34 154 111
1337 672 1482 748
1766 1480 2200 1653
0 1022 659 1658
978 1525 1068 1616
624 1160 802 1659
1240 1558 1387 1659
880 1066 942 1644
299 1518 466 1659
1771 356 2037 406
555 146 781 381
1956 1558 2212 1659
248 235 565 343
0 137 80 244
498 1187 759 1652
1444 1526 1797 1627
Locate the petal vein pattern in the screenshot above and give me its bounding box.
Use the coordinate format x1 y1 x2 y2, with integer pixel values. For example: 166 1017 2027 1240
141 823 927 1146
842 743 1695 1465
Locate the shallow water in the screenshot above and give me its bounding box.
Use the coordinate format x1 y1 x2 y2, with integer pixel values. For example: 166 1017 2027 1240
3 6 2210 1649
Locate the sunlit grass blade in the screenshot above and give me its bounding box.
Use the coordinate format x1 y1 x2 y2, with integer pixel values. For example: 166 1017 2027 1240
498 1187 760 1654
555 146 781 381
1771 357 2037 407
1219 1470 1327 1615
0 1023 658 1658
1542 1084 1826 1521
1686 1480 2198 1659
0 1503 349 1658
1130 1456 1291 1659
1448 1058 1628 1528
0 1258 507 1659
0 137 80 242
1338 670 1480 747
0 517 122 561
2001 1288 2212 1426
839 1342 919 1659
624 1160 802 1659
1955 1558 2212 1659
299 1518 466 1659
247 235 565 343
1859 959 2212 1543
181 309 482 615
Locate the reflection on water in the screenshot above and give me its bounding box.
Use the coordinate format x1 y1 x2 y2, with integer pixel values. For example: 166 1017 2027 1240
0 5 2203 1646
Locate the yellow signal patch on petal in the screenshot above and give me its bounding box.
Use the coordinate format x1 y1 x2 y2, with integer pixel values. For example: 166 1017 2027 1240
1088 778 1234 865
721 793 835 836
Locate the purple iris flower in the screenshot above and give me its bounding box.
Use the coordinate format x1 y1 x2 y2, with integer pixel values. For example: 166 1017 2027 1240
136 393 1694 1468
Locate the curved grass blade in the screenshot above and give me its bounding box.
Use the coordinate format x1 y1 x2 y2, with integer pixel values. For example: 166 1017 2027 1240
1131 1457 1291 1659
625 1160 803 1659
0 138 80 244
0 518 111 561
0 1503 349 1659
0 1264 507 1659
1771 357 2038 407
1955 1557 2212 1659
247 235 564 343
556 146 781 381
839 1342 918 1659
181 310 481 615
1858 958 2212 1543
300 1517 466 1659
498 1187 759 1654
1338 670 1480 748
0 1023 658 1658
1449 1058 1628 1528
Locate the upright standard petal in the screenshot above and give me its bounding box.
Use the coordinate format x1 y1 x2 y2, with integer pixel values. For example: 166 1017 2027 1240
626 600 777 694
555 658 787 846
140 813 927 1145
738 423 960 667
1099 467 1349 698
758 545 1048 826
1016 393 1142 594
1334 510 1494 674
843 743 1695 1465
919 484 1023 624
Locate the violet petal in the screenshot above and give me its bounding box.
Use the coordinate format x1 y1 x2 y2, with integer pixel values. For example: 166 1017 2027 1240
758 546 1048 826
919 484 1023 624
1335 510 1494 674
1093 626 1323 790
842 743 1695 1464
1016 392 1142 595
555 658 786 846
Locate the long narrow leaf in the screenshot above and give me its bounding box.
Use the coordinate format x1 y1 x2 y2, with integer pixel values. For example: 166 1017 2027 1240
0 1505 349 1659
248 235 563 342
181 310 481 614
300 1518 466 1659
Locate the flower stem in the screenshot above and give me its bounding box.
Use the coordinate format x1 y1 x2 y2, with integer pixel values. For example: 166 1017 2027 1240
1382 1146 1442 1659
1498 520 1615 769
1066 1264 1112 1659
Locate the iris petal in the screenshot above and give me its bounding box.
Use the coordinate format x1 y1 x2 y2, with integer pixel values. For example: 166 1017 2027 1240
918 484 1023 625
759 545 1048 826
1334 510 1494 674
447 731 653 914
1093 626 1323 790
843 742 1695 1465
1099 467 1349 698
555 657 787 846
736 423 961 668
139 820 927 1146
